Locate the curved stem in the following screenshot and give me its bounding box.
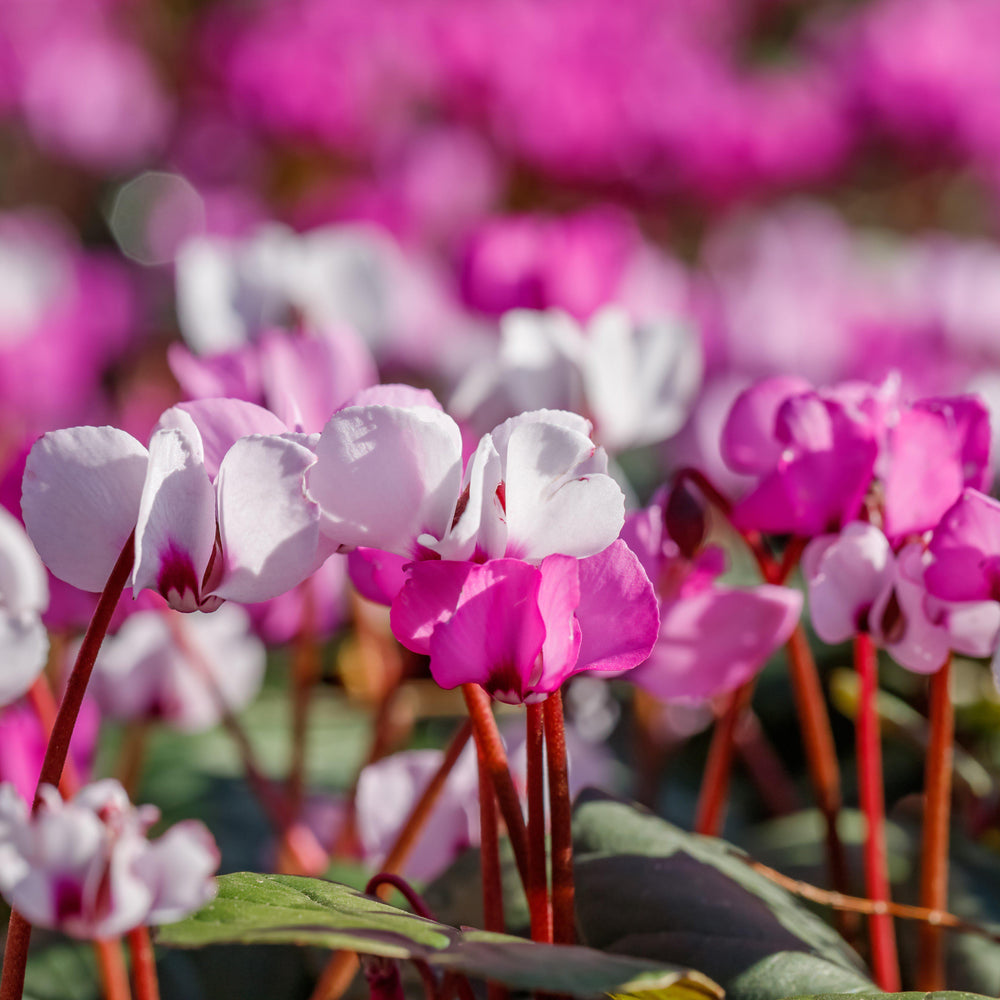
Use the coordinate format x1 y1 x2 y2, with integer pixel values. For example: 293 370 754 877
0 534 135 1000
918 657 954 991
365 874 435 921
24 675 79 798
475 736 508 1000
543 691 574 946
854 633 900 992
525 702 552 943
126 927 160 1000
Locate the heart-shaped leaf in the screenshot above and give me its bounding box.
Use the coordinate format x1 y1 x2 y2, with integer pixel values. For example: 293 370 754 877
156 872 721 999
571 791 877 1000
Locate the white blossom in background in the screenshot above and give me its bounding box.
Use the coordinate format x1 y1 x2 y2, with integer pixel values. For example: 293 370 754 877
0 507 49 706
0 780 218 938
91 604 265 731
450 305 702 452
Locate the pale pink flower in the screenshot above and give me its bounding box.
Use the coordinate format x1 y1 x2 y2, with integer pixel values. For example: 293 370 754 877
0 780 218 939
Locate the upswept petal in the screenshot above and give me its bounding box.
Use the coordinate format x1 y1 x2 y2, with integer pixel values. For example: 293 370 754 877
425 560 547 701
0 611 48 706
500 418 623 560
306 405 463 556
925 488 1000 601
214 435 329 604
346 384 443 411
22 426 148 593
533 555 583 692
720 376 811 475
143 821 220 923
803 523 893 644
156 400 287 480
347 548 410 606
390 560 473 656
630 584 801 701
133 428 218 612
572 540 660 676
0 506 48 614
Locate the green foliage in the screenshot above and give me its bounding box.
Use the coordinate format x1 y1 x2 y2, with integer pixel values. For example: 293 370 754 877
156 872 721 998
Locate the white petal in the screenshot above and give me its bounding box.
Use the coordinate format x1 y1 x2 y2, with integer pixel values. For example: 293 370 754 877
0 610 48 706
0 506 47 614
22 427 148 593
305 405 463 555
133 428 218 610
214 435 329 603
501 418 623 560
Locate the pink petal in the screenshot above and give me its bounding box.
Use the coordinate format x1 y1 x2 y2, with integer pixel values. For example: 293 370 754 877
306 405 463 556
22 426 148 593
630 584 801 701
156 400 288 480
720 376 811 475
214 435 330 604
390 560 472 656
803 523 893 644
573 540 660 676
533 555 583 692
133 428 218 612
926 488 1000 602
347 548 410 606
427 561 547 701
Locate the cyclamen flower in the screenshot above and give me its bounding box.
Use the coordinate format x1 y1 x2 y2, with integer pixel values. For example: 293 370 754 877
306 403 659 701
0 780 218 939
621 493 801 702
0 506 49 706
22 399 330 612
721 375 990 539
91 604 265 731
803 520 1000 673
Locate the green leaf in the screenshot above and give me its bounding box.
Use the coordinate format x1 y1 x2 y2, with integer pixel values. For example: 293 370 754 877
23 941 100 1000
156 872 721 999
571 791 878 1000
786 994 996 1000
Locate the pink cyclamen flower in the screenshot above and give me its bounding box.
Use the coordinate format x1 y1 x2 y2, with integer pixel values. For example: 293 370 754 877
306 402 659 701
804 519 1000 674
22 399 330 612
91 603 265 731
621 496 802 701
0 505 49 706
0 779 218 938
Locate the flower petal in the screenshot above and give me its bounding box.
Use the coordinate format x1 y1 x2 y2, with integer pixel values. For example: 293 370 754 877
926 488 1000 601
214 435 329 604
132 428 218 611
720 376 811 475
573 540 660 675
0 611 48 706
306 405 463 556
0 506 47 614
22 426 148 593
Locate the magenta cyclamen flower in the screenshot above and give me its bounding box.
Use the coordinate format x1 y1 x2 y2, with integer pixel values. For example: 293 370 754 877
305 403 659 701
0 780 218 939
721 375 990 539
620 496 801 701
804 520 1000 673
22 399 330 612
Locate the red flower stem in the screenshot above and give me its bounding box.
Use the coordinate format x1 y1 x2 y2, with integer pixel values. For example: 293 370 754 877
0 533 135 1000
854 633 901 992
695 680 756 836
787 624 851 902
24 675 80 798
309 721 473 1000
917 656 954 991
673 467 733 518
461 684 530 889
365 874 434 920
543 691 574 946
94 938 132 1000
126 927 160 1000
475 731 509 1000
525 702 553 943
734 708 802 818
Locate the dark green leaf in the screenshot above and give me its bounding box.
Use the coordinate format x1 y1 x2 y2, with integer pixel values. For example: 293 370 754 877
156 872 721 999
571 791 877 1000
